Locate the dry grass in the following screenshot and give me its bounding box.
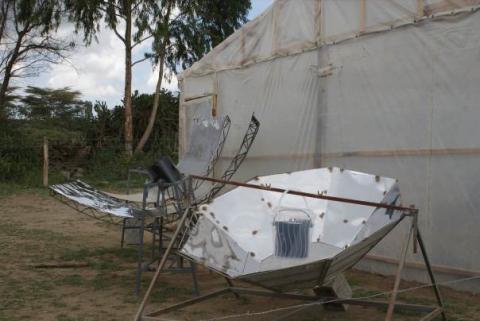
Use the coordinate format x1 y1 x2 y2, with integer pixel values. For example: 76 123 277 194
0 191 478 321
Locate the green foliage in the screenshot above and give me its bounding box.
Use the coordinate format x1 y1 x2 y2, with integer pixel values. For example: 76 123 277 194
0 122 41 184
162 0 251 72
0 86 179 188
17 86 93 123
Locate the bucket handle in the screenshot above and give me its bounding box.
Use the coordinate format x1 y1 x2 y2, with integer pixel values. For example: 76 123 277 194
273 190 313 224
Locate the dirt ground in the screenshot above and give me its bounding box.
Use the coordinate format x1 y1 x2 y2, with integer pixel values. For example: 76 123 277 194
0 191 479 321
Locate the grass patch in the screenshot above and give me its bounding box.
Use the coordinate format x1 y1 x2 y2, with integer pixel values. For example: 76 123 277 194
57 274 85 287
60 247 137 263
59 247 137 275
0 222 70 243
92 273 113 290
56 314 93 321
0 276 56 310
150 282 192 302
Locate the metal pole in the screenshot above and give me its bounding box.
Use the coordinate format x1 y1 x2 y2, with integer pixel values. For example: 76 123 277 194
416 230 447 321
191 175 416 214
133 206 192 321
385 219 414 321
135 212 145 296
43 137 49 187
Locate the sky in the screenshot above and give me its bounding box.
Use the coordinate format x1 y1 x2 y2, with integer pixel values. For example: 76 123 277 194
18 0 274 107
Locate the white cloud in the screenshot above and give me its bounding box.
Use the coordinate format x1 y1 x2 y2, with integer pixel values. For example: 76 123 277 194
146 65 179 93
19 0 270 106
46 27 125 102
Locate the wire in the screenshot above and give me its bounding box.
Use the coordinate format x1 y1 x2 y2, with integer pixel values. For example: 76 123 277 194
197 275 480 321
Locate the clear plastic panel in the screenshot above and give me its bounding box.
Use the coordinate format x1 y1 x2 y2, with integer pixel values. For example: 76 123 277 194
180 1 480 292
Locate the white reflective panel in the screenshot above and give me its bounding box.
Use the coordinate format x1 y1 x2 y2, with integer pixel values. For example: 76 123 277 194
180 167 402 285
50 180 134 218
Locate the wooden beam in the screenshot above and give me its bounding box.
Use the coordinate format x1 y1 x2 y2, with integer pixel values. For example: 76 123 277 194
364 254 480 278
219 147 480 162
360 0 367 33
420 308 443 321
184 93 215 102
147 288 230 317
192 175 417 214
417 0 425 18
211 94 218 117
315 0 323 44
385 221 414 321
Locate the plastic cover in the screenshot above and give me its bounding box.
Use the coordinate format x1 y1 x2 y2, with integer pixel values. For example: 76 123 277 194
179 0 480 292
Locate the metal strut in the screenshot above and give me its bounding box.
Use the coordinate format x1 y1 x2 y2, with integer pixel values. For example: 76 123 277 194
133 213 447 321
198 115 260 204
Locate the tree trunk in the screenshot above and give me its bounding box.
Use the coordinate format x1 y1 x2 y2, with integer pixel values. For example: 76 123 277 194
0 26 26 113
0 70 12 111
134 54 165 153
123 2 134 156
134 4 172 154
0 1 10 44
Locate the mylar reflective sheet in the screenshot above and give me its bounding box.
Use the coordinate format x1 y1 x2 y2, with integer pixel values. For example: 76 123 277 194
180 167 403 291
50 180 135 218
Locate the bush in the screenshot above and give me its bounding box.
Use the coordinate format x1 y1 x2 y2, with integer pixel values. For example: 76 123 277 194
0 124 42 184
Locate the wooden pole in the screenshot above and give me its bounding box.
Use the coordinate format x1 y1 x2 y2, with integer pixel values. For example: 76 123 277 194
192 175 417 214
43 136 49 187
133 206 192 321
416 230 447 321
385 219 414 321
417 0 425 18
360 0 367 33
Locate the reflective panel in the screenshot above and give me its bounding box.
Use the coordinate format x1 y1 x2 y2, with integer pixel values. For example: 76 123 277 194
50 180 135 218
180 167 403 290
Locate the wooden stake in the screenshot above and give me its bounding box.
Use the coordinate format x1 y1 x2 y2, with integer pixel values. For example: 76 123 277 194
212 94 218 117
385 219 414 321
360 0 367 33
43 136 49 187
33 262 89 269
417 0 425 18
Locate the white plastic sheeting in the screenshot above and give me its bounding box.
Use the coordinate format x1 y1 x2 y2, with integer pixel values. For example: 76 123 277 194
179 0 480 292
180 168 402 290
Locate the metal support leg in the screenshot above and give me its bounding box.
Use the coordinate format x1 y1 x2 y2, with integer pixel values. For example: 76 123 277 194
417 230 448 321
121 218 127 248
151 217 159 259
135 213 146 296
133 207 192 321
158 216 163 255
191 263 200 296
225 278 240 299
385 218 414 321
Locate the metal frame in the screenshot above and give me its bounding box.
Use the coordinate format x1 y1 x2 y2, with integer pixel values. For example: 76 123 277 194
133 177 200 296
122 115 233 248
200 115 231 181
133 183 447 321
49 115 257 297
132 115 258 295
50 189 127 225
195 115 260 204
127 115 232 195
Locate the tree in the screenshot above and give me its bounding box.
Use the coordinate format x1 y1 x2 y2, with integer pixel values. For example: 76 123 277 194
66 0 251 155
66 0 157 156
17 86 92 124
0 0 73 118
134 0 251 153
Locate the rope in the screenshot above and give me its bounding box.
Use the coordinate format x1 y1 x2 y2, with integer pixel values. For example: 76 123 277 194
196 275 480 321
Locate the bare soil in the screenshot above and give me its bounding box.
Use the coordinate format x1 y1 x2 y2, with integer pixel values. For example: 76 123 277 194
0 191 479 321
